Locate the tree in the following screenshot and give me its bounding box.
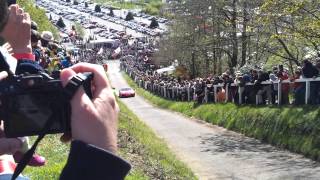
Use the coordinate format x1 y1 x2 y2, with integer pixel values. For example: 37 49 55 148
149 18 159 29
125 12 134 21
156 0 320 77
85 2 88 8
73 0 78 5
108 8 114 17
95 5 101 13
74 22 85 38
49 14 52 21
56 17 66 28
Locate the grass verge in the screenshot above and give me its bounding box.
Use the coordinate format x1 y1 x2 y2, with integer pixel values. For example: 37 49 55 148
23 99 196 179
123 73 320 161
93 0 163 15
18 0 59 39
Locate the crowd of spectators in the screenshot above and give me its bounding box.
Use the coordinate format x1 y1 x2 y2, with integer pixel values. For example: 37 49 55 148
28 24 77 77
120 52 320 106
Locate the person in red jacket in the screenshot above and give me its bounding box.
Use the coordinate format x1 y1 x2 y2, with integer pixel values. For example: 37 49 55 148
277 65 290 104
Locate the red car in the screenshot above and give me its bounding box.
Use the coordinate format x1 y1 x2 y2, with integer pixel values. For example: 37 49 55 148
119 88 135 98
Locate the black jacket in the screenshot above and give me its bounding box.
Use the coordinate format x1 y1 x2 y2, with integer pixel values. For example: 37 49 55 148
60 141 131 180
302 63 319 78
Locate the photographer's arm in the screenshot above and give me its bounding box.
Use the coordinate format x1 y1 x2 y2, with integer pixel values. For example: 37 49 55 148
0 5 42 75
59 63 130 179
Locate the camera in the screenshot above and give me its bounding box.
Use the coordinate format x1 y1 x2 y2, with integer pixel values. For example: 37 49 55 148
0 50 93 138
0 73 70 137
0 72 93 138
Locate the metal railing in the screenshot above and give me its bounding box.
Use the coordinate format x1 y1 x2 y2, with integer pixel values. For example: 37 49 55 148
122 64 320 105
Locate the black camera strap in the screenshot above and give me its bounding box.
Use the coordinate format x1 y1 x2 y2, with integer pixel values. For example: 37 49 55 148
11 72 93 180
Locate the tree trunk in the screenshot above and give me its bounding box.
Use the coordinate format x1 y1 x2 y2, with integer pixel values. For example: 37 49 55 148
213 49 217 75
241 1 248 67
230 0 238 69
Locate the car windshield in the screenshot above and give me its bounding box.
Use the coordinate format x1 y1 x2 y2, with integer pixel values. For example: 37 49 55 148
121 88 132 91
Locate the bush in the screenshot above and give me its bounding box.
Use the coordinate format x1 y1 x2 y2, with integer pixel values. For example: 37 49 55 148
85 2 88 8
149 18 159 29
95 5 101 12
56 17 66 28
143 1 163 16
108 8 114 17
73 0 78 5
125 12 134 21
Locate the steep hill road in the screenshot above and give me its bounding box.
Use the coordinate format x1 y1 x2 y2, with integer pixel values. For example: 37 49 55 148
107 60 320 180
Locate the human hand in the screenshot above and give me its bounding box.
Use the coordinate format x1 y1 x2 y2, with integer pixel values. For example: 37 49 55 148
0 5 32 54
2 43 13 55
60 63 119 153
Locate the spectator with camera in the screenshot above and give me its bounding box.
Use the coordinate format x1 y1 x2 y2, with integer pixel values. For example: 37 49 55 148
0 2 130 179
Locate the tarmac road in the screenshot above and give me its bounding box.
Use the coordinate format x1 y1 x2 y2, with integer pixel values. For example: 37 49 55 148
107 60 320 180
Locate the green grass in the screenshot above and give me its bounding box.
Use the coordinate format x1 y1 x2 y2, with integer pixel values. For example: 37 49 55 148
124 73 320 161
24 135 69 179
18 0 59 39
93 0 163 15
94 0 140 9
22 99 195 179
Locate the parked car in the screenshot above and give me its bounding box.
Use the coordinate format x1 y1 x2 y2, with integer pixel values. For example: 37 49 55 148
119 88 135 98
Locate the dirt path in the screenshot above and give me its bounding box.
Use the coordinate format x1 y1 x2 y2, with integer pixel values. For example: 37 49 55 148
107 60 320 180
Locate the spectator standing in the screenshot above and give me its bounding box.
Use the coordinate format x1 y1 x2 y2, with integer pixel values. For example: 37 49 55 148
302 59 319 104
277 65 290 104
269 67 279 104
292 68 304 105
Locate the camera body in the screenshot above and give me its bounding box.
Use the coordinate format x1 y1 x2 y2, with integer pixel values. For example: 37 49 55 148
0 73 72 137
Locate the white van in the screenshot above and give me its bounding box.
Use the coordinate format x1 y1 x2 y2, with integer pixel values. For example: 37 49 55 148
86 39 120 49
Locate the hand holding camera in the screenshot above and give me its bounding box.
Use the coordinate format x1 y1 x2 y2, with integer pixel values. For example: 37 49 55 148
60 63 119 153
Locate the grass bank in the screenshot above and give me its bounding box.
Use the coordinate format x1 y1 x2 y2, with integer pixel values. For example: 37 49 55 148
18 0 59 39
24 100 196 179
123 73 320 161
93 0 163 16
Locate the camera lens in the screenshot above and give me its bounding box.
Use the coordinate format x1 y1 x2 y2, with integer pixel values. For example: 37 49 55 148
27 79 35 87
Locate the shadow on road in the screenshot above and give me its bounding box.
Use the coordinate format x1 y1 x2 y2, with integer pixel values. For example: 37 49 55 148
198 132 320 178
